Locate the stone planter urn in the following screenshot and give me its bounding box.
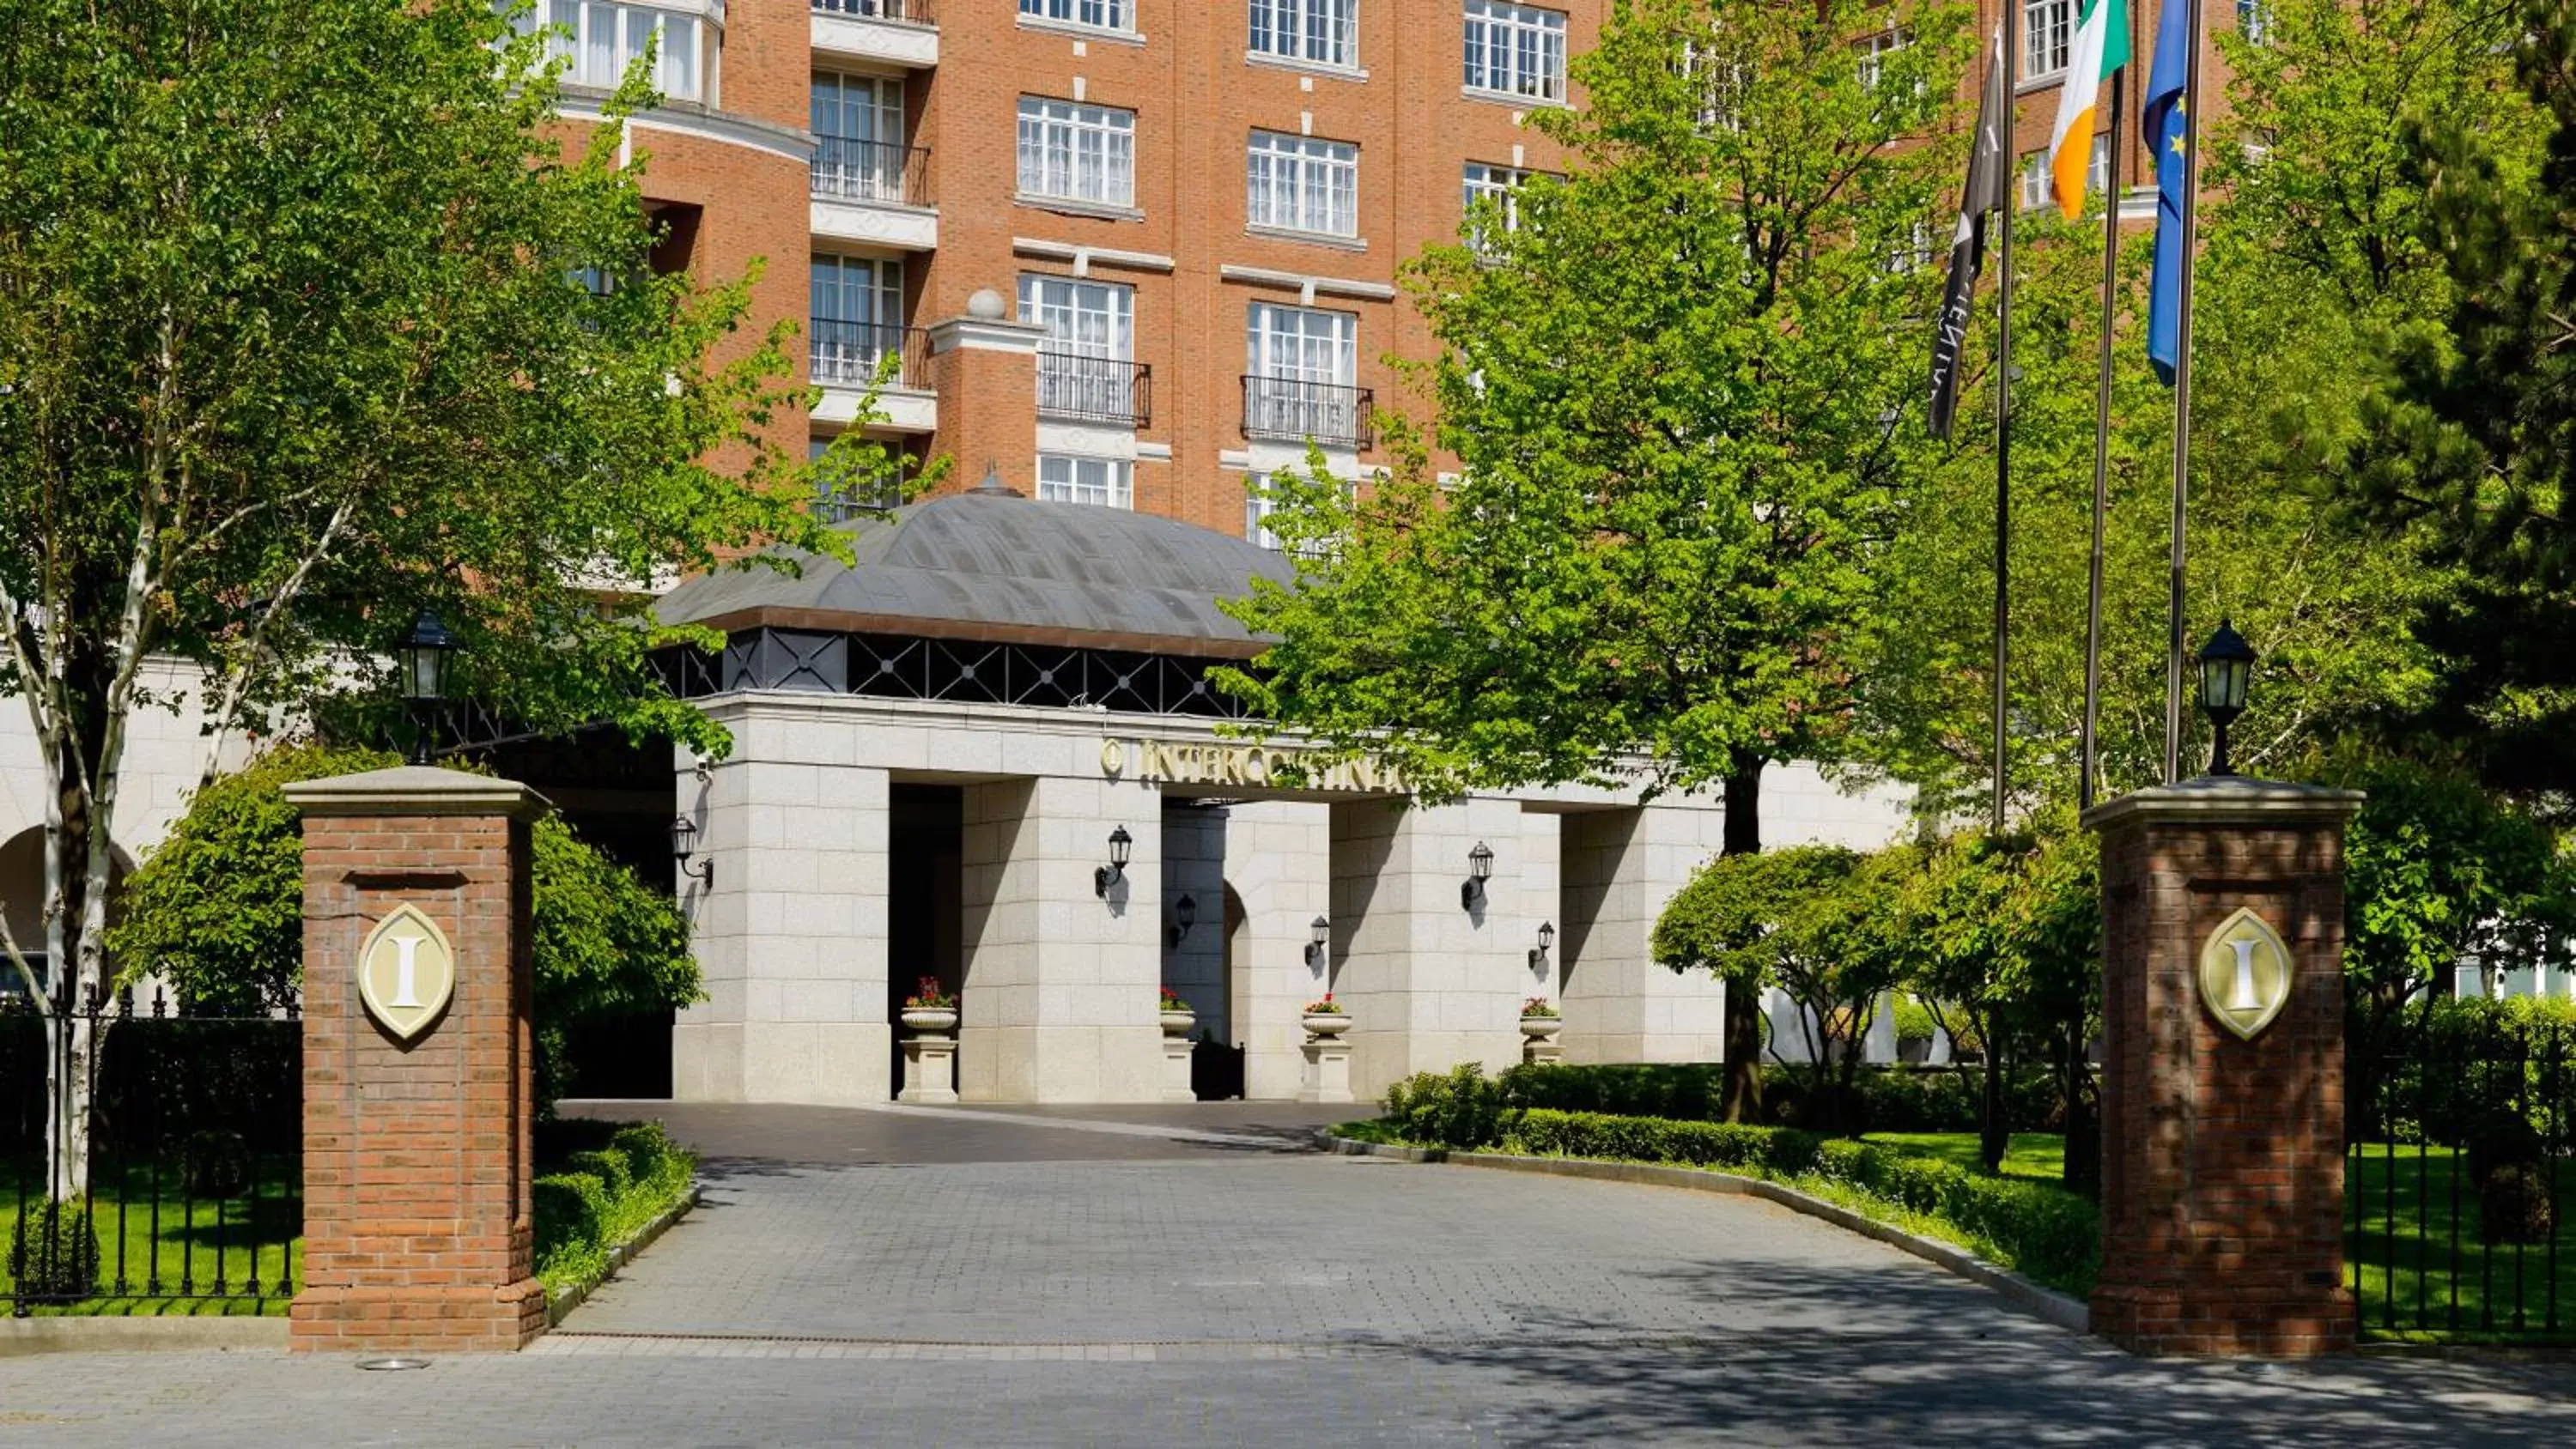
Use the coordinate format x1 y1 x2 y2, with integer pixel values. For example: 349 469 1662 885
901 1006 959 1035
1302 1011 1352 1040
1519 1015 1561 1042
1159 1009 1197 1039
1520 1012 1564 1065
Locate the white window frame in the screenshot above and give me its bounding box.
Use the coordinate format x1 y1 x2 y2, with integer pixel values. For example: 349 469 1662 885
1017 96 1138 209
2018 151 2050 213
1857 26 1914 93
2237 0 2269 44
1246 130 1359 238
1037 454 1134 508
2021 0 2072 82
1249 0 1358 70
1461 161 1531 252
1021 273 1139 420
811 71 908 202
1461 1 1567 104
1248 302 1358 386
1018 0 1132 34
522 0 719 103
811 254 907 385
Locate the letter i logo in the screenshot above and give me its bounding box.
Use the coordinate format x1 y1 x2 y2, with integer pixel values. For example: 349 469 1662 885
357 902 458 1043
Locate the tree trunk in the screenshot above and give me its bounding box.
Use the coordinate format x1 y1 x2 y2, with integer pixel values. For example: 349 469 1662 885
1717 753 1765 1124
1979 1022 2009 1174
41 743 100 1203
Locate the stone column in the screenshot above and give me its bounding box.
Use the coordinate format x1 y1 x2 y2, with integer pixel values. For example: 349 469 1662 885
283 767 546 1354
2084 778 2364 1358
1328 797 1528 1100
1558 803 1730 1065
927 291 1043 495
672 713 892 1106
1223 799 1334 1100
959 775 1163 1102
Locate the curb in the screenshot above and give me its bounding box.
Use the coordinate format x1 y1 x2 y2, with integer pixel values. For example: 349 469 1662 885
545 1181 702 1331
1323 1133 2090 1336
0 1313 288 1358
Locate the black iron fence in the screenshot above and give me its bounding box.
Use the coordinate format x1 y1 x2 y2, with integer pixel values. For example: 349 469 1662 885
1036 349 1151 427
2348 992 2576 1341
811 319 933 391
3 985 301 1315
813 0 935 22
1242 375 1374 449
811 137 933 209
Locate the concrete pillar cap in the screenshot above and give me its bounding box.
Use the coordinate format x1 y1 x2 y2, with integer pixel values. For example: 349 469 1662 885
2080 774 2364 833
281 765 549 821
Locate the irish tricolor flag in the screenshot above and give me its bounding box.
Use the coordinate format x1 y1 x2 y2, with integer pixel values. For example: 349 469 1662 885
2048 0 2132 221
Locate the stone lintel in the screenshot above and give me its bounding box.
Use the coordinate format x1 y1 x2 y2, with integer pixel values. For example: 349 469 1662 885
283 765 549 822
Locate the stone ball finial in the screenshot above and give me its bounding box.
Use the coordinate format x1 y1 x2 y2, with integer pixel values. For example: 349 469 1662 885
966 288 1006 321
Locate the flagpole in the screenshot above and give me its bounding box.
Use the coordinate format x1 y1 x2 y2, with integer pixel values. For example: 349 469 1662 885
2081 67 2124 813
1992 0 2017 834
2164 0 2204 784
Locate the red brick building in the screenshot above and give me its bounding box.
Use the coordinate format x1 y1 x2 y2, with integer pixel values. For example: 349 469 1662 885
516 0 2251 544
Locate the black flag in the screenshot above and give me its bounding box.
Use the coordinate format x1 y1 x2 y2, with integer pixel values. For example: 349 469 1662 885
1929 25 2013 440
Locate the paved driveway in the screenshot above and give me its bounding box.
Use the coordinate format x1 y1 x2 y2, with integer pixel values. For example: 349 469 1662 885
0 1102 2569 1446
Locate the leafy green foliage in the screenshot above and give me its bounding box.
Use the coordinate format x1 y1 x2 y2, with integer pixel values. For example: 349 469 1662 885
532 1121 696 1298
5 1199 100 1301
1221 0 1969 830
2337 758 2573 1004
530 809 702 1105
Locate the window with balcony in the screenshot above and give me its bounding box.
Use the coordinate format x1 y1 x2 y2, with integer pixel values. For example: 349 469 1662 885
513 0 715 102
1246 131 1358 238
1037 454 1134 508
1021 274 1148 426
1244 302 1370 448
1250 0 1358 70
812 72 922 206
810 440 910 524
1018 97 1138 209
811 254 913 387
2023 0 2071 82
1462 1 1566 103
1020 0 1130 33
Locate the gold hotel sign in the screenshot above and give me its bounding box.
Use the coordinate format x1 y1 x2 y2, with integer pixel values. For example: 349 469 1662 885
2198 906 2293 1041
1098 737 1407 794
355 902 458 1044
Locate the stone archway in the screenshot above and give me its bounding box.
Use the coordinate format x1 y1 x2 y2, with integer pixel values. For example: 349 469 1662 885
0 826 135 997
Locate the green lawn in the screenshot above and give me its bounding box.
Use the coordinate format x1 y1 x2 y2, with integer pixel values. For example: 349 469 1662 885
2 1158 300 1317
2348 1143 2576 1343
1862 1131 2069 1182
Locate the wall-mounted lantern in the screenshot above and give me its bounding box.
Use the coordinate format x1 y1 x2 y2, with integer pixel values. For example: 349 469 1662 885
1461 840 1495 910
1529 919 1555 975
1168 892 1198 948
1095 824 1133 898
671 814 714 889
1306 914 1330 972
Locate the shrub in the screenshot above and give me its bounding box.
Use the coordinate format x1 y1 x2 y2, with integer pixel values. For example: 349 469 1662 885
532 1121 696 1297
532 1172 609 1271
1492 1060 2059 1135
6 1199 101 1300
1383 1063 1516 1149
565 1149 634 1200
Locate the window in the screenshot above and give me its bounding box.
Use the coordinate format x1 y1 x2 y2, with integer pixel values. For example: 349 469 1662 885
811 254 907 385
1246 478 1285 550
2088 131 2111 197
1250 0 1358 68
1245 303 1367 446
2238 0 2268 43
1462 2 1567 102
2018 136 2113 213
1857 27 1913 92
2018 151 2050 213
1020 0 1129 32
812 72 908 202
1682 44 1747 131
517 0 711 101
1246 131 1359 237
1018 97 1137 209
1021 274 1142 422
1037 454 1133 508
2022 0 2071 81
1461 162 1531 252
810 440 908 524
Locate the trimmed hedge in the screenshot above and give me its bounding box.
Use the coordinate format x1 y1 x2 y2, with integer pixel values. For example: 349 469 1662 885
1386 1059 2063 1137
532 1120 695 1298
1380 1066 2099 1295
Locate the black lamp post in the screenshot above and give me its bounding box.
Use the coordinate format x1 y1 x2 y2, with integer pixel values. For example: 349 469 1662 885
1462 840 1495 910
1095 825 1133 898
671 814 714 888
396 611 459 766
2196 619 2257 777
1529 919 1556 974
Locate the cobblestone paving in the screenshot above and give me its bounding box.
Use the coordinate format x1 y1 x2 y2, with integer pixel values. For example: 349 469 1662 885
1 1105 2570 1446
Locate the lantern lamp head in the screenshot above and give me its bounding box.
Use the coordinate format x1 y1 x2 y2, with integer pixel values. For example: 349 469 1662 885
2196 620 2258 776
1463 840 1496 910
1306 914 1330 971
398 611 460 704
670 814 713 888
1096 825 1133 898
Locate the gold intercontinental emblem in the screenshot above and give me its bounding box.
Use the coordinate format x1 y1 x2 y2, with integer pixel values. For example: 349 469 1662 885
355 903 458 1043
2198 906 2293 1040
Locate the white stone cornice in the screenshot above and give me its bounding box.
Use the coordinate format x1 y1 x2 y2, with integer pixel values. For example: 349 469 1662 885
1218 264 1397 305
1011 239 1177 276
928 315 1045 356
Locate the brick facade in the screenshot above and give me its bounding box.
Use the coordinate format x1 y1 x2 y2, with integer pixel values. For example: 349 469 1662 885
2084 779 2363 1358
284 768 549 1355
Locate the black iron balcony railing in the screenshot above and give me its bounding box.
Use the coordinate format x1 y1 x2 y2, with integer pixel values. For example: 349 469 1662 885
1037 349 1152 428
811 138 933 209
1241 375 1374 450
811 320 933 391
811 0 936 25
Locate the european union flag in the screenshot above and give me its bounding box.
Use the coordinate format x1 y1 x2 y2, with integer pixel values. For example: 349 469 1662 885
2143 0 2192 384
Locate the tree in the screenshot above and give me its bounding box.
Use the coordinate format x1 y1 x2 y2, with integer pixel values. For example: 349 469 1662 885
1224 0 1971 1113
2354 0 2576 794
109 740 702 1106
0 0 875 1196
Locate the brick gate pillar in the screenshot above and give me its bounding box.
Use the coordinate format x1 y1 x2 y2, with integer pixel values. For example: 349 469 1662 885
282 766 547 1354
2083 778 2364 1357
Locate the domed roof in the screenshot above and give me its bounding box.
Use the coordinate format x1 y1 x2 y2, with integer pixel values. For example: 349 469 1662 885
657 486 1297 658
